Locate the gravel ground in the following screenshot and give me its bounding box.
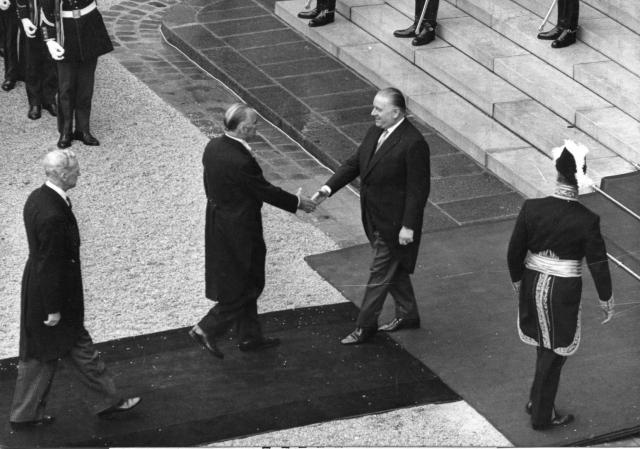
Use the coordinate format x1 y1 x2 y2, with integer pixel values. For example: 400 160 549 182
0 48 510 447
0 54 345 359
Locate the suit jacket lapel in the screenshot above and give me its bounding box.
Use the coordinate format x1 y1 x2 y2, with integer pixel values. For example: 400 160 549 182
362 122 405 180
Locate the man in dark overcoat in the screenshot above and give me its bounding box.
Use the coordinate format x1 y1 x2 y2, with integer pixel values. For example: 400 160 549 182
40 0 113 148
189 103 316 358
507 140 614 430
10 149 140 430
16 0 58 119
314 87 431 345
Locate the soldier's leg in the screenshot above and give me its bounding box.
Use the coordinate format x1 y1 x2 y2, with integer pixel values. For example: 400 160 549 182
57 61 77 134
0 8 19 85
73 58 97 133
10 358 57 423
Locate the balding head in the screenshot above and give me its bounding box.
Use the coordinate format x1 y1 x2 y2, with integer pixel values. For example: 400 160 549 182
43 149 80 191
223 103 258 140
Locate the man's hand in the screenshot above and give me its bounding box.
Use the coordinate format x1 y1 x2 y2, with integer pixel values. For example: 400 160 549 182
0 0 10 11
46 40 65 60
511 280 521 299
21 18 37 37
399 226 413 245
600 297 615 324
43 312 61 326
298 197 316 213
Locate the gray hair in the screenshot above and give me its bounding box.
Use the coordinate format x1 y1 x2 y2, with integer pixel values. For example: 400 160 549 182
378 87 407 114
43 149 77 177
223 103 254 131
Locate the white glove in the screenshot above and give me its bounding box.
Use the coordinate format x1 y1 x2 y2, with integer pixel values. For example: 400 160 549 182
0 0 10 11
46 40 65 60
21 18 37 37
599 296 615 324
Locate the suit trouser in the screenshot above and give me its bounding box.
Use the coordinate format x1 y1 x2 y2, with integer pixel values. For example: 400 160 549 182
56 58 97 134
414 0 439 27
199 237 266 342
557 0 579 30
24 30 57 106
529 346 567 427
0 6 19 82
10 329 121 423
356 232 419 330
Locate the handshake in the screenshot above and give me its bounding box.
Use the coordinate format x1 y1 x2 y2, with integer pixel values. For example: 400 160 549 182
296 187 330 213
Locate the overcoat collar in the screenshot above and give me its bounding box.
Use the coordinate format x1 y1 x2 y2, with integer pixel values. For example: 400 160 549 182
42 183 74 217
362 119 409 180
222 134 253 158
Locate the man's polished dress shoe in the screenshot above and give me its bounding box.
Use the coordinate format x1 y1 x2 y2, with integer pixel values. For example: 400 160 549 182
532 413 574 430
98 397 142 418
1 79 16 91
9 415 55 430
552 29 577 48
28 105 42 120
393 24 417 38
57 133 73 149
297 7 319 19
537 26 563 40
340 327 375 345
42 102 57 117
308 9 334 27
239 336 280 352
189 326 224 358
74 131 100 146
378 317 420 332
412 25 436 46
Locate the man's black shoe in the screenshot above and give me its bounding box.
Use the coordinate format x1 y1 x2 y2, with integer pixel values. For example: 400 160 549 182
98 397 142 418
309 9 334 27
189 326 224 358
10 415 55 430
532 413 574 430
28 105 42 120
378 317 420 332
537 26 563 40
239 336 280 352
42 102 57 117
393 24 417 38
75 131 100 146
412 25 436 46
341 327 375 345
2 79 16 91
298 7 320 19
552 29 577 48
57 133 72 149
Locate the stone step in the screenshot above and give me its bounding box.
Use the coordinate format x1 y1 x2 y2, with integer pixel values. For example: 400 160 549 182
493 54 610 124
580 17 640 78
414 45 528 115
574 61 640 122
582 0 640 35
487 146 556 197
275 0 378 57
577 108 640 165
494 99 636 183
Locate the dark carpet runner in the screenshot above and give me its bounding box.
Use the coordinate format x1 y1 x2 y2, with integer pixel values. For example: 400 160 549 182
0 303 458 447
306 216 640 446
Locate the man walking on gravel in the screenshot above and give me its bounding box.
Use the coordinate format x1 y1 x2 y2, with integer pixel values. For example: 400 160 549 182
10 149 141 430
189 103 317 359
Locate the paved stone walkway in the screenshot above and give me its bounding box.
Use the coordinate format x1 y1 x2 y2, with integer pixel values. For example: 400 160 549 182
97 0 638 445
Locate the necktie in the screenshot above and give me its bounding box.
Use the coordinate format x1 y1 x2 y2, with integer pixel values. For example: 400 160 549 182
375 130 389 152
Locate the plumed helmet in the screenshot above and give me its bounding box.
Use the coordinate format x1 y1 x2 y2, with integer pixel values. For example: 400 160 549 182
552 140 591 188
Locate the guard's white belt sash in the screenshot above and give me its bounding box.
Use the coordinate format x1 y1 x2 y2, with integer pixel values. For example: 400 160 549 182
61 1 96 18
525 253 582 278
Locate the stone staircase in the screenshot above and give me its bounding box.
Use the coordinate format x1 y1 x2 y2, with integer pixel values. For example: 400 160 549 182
275 0 640 198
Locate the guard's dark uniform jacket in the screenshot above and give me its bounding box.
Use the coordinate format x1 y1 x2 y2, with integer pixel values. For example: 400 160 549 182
40 0 112 62
507 195 612 356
